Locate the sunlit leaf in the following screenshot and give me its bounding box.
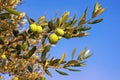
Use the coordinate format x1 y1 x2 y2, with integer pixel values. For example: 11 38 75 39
78 7 88 26
58 53 66 65
77 48 87 60
72 48 76 60
5 8 21 16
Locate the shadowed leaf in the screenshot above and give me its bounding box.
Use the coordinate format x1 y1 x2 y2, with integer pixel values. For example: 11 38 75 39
88 18 103 24
65 67 81 72
55 69 68 76
45 69 52 77
23 46 36 59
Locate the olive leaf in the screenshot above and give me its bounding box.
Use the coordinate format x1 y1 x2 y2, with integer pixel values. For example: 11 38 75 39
5 8 21 16
55 69 68 76
48 21 56 30
0 13 10 20
72 63 86 67
23 46 36 59
41 45 50 61
38 16 46 23
65 60 79 67
58 53 66 65
61 11 70 23
65 67 81 72
72 48 76 60
26 15 35 24
78 26 91 31
45 69 52 77
78 7 88 26
92 2 105 18
77 48 87 60
68 16 77 28
88 18 103 24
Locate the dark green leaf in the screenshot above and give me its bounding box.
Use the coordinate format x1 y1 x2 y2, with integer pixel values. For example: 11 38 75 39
27 64 33 73
88 18 103 24
78 26 91 31
48 21 56 30
49 58 60 66
26 15 35 24
45 69 52 77
55 69 68 76
0 13 10 20
23 46 36 59
72 63 86 67
65 60 79 67
69 16 77 27
12 30 19 37
65 67 81 72
41 45 50 61
0 38 4 44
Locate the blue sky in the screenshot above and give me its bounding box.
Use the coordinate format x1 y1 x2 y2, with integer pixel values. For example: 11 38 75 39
2 0 120 80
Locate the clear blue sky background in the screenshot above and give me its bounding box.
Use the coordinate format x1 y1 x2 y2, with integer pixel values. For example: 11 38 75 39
2 0 120 80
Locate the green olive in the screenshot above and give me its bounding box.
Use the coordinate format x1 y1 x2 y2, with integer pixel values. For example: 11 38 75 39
48 33 58 44
56 28 64 36
29 23 37 32
36 25 42 33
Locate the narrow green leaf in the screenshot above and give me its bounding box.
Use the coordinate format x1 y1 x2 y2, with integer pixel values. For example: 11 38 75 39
59 53 66 64
65 67 81 72
38 16 46 23
77 48 86 60
48 21 56 30
41 45 50 61
61 11 70 23
69 16 77 27
45 69 52 77
72 63 86 67
55 69 68 76
0 13 10 20
49 59 60 66
72 48 76 60
5 8 21 16
78 7 88 26
23 46 36 59
88 18 103 24
78 26 91 31
65 60 79 67
26 15 35 24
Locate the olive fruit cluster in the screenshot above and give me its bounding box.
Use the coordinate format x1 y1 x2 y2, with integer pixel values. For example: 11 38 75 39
29 23 42 33
48 28 64 44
